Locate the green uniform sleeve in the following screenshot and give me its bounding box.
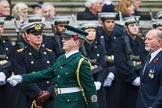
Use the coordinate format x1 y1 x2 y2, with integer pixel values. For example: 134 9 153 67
22 66 55 83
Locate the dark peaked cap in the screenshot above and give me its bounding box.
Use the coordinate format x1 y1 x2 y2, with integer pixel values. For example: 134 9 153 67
21 22 45 35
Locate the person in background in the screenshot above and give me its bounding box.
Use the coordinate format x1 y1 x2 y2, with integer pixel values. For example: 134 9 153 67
9 22 56 108
152 19 162 31
7 25 99 108
80 22 107 108
32 1 43 15
132 0 150 20
41 2 56 21
45 16 71 57
12 2 28 22
77 0 103 20
115 0 135 17
96 12 124 108
0 16 13 108
136 29 162 108
114 16 148 108
156 11 162 19
101 0 115 12
0 0 13 20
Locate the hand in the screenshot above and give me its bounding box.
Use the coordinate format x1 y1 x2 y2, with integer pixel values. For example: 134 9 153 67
103 72 115 87
132 77 140 86
7 75 22 86
0 72 6 86
36 91 51 103
94 81 101 91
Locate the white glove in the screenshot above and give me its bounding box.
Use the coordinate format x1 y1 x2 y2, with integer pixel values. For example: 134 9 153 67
132 77 140 86
94 81 101 91
103 72 115 87
7 75 22 86
0 72 6 86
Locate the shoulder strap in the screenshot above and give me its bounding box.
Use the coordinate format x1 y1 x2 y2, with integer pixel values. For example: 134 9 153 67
76 57 88 107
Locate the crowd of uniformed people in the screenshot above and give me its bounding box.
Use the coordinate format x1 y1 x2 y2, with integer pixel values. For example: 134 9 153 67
1 0 162 108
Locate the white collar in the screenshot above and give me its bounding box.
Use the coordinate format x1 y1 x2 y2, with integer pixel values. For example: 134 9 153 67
150 48 162 62
65 50 79 58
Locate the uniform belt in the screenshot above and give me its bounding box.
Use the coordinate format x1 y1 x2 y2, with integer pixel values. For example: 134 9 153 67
55 87 81 95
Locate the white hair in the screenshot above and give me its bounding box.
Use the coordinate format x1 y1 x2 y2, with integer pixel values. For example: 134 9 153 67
85 0 98 8
41 2 55 11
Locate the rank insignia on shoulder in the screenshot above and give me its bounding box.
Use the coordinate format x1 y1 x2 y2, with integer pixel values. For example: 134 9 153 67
46 48 52 52
91 95 98 103
17 48 24 52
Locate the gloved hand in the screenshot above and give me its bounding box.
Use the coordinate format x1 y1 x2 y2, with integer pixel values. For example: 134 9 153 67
0 72 6 86
94 81 101 91
103 72 115 87
7 75 22 86
132 77 140 86
36 90 51 104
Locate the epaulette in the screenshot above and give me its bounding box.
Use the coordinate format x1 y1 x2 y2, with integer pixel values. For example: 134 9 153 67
17 48 24 52
46 48 52 52
80 55 93 70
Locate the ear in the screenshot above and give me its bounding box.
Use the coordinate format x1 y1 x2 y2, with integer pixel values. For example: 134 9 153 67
25 33 30 41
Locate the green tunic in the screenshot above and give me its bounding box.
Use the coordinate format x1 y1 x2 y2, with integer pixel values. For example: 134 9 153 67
22 52 99 108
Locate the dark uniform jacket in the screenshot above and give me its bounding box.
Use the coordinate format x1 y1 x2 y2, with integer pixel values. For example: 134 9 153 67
114 35 148 108
77 8 98 20
0 37 13 108
96 24 123 70
21 52 99 108
44 34 64 57
136 50 162 108
80 40 107 108
12 44 56 108
81 40 107 83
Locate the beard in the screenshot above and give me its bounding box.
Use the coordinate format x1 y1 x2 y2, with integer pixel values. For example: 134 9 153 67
145 47 155 52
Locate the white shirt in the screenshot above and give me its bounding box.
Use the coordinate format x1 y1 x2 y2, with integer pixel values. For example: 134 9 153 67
149 48 162 63
65 50 79 58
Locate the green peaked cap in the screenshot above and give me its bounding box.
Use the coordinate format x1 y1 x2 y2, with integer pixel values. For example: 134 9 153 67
64 25 88 40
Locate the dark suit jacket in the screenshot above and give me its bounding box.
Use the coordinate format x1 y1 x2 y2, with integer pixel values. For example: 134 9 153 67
137 50 162 108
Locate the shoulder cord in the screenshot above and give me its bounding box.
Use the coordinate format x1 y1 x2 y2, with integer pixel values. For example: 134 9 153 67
76 57 91 107
31 99 42 108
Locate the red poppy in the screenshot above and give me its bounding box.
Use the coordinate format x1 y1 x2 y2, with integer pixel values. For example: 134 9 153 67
153 58 158 64
73 34 78 40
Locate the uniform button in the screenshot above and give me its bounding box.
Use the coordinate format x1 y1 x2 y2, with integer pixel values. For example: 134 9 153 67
44 52 47 54
33 72 35 73
60 67 63 69
67 99 70 102
31 61 34 64
29 52 32 55
47 60 50 64
46 81 49 84
57 75 60 78
97 54 99 57
66 72 68 75
53 70 55 72
6 48 8 50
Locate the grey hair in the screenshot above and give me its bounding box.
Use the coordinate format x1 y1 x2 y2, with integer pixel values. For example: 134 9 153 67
85 0 98 8
41 2 55 11
156 29 162 40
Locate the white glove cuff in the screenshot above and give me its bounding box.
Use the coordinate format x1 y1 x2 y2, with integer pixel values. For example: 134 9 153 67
0 72 6 79
108 72 115 81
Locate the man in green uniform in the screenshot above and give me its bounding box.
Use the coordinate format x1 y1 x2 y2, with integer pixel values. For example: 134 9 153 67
7 25 99 108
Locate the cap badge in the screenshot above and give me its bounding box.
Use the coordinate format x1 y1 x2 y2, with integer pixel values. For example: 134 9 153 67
34 24 41 30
